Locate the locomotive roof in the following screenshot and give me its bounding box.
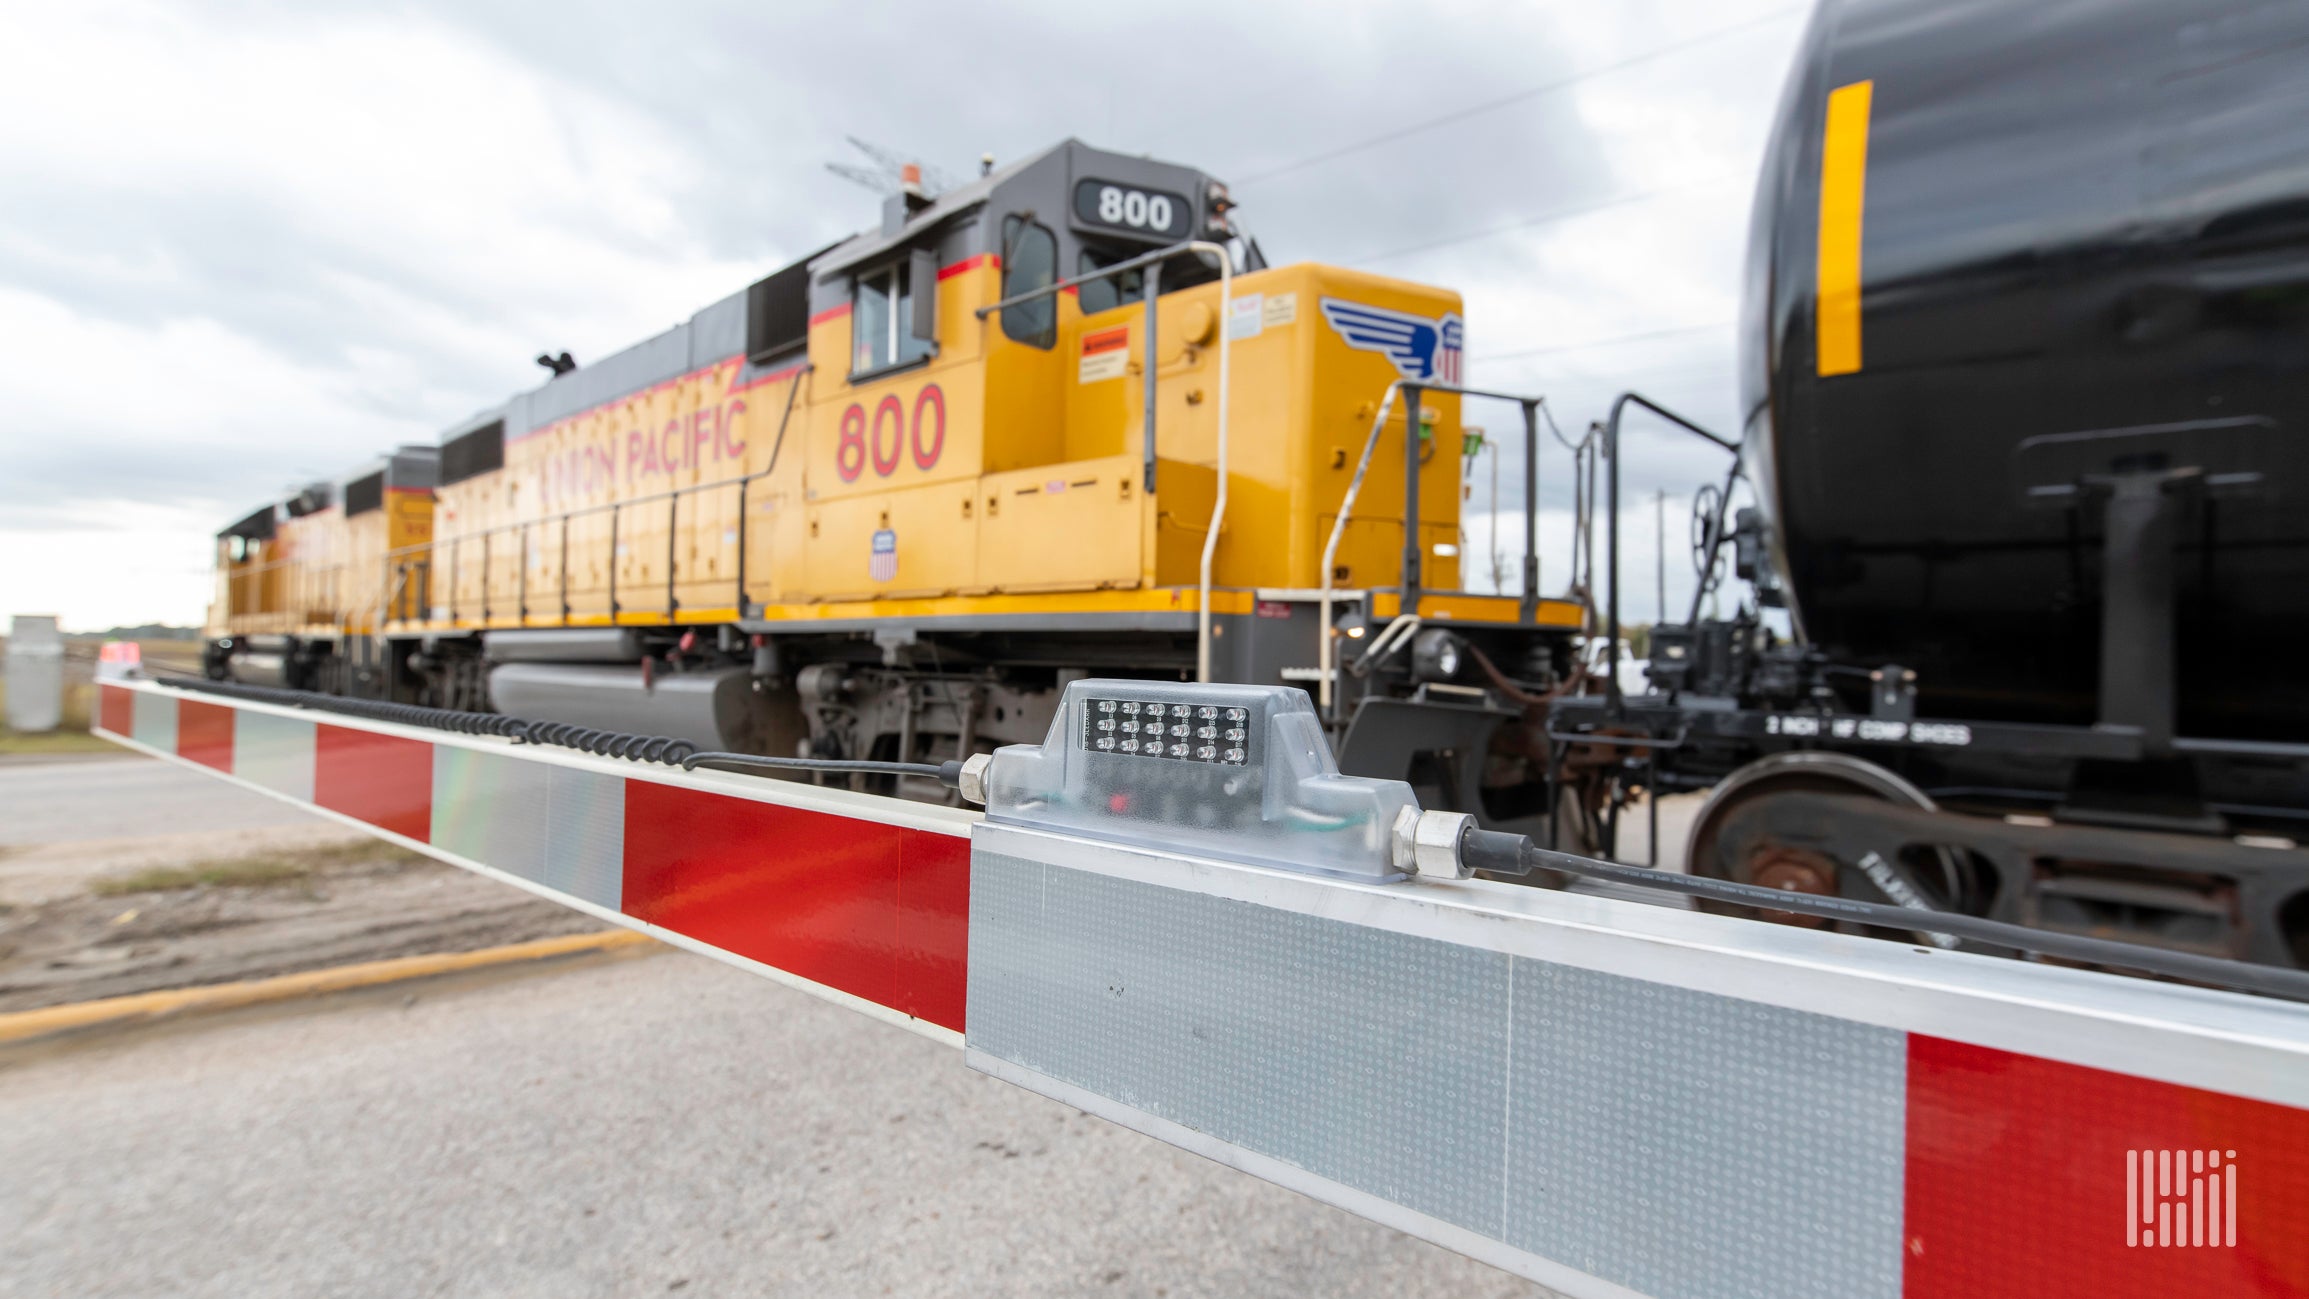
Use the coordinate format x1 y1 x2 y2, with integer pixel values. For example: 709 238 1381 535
217 139 1227 530
427 138 1223 453
216 445 438 536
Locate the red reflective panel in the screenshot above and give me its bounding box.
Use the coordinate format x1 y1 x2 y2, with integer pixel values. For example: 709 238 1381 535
894 831 969 1033
313 724 432 843
176 699 235 773
1904 1034 2309 1298
622 781 970 1025
98 685 133 736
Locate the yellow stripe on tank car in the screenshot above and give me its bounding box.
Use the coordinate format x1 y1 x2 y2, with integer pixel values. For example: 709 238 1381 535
1815 79 1874 378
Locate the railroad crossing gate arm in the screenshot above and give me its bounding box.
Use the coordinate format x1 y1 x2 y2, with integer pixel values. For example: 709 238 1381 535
94 675 2309 1299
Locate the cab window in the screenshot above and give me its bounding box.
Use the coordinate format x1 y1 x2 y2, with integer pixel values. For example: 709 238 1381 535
999 215 1057 348
851 260 934 376
1077 247 1145 315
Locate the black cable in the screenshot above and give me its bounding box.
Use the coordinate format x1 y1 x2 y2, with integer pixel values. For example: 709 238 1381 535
1458 826 2309 1004
159 673 695 767
157 673 527 739
1474 321 1733 366
682 751 962 789
1232 6 1805 186
1354 180 1740 266
153 674 966 788
519 720 696 765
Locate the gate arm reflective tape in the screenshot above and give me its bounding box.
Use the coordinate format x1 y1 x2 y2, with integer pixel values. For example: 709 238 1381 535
96 679 2309 1298
94 678 973 1040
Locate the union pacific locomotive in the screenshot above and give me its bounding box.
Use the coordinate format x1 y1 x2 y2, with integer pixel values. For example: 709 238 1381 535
206 139 1588 819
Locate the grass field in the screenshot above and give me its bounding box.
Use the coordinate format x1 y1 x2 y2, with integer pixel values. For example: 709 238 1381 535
90 841 429 896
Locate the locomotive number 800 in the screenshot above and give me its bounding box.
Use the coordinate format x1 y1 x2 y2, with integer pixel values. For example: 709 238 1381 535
837 383 945 483
1071 178 1192 240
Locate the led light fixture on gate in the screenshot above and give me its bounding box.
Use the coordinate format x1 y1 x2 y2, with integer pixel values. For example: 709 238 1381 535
1081 697 1250 765
979 679 1418 882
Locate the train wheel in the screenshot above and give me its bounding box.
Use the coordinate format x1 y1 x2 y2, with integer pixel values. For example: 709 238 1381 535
1684 752 1986 941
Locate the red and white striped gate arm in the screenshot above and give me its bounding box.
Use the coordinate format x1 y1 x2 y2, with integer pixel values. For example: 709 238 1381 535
94 679 969 1039
95 678 2309 1299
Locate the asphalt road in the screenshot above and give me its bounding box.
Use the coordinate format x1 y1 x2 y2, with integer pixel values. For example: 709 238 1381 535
2 948 1551 1299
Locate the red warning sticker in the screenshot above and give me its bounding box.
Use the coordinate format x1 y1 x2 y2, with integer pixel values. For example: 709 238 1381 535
1079 326 1130 383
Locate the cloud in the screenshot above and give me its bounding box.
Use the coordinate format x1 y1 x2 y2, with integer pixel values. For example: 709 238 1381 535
0 500 223 629
0 0 1806 629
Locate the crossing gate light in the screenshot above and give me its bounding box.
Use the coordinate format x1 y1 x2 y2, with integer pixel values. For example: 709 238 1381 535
976 680 1452 883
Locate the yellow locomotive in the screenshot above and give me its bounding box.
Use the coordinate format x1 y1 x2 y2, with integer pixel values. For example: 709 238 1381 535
206 140 1585 821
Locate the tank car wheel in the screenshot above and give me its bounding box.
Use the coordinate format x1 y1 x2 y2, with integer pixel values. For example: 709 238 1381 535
1685 752 1984 943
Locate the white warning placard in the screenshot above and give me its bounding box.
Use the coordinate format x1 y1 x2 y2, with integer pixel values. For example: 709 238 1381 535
1228 293 1264 340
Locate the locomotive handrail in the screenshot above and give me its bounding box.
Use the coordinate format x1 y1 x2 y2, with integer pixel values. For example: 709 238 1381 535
975 238 1201 496
380 464 781 628
365 367 819 630
970 237 1216 318
1597 392 1738 718
974 237 1236 681
989 244 1156 490
1189 242 1233 684
1318 380 1403 715
1317 380 1556 721
213 556 364 636
385 468 770 553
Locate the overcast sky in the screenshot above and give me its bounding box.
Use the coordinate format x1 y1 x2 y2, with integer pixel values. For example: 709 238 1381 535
0 0 1806 630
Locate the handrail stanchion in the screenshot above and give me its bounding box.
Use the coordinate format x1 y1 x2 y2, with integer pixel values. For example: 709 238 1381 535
608 502 621 621
1400 382 1424 616
1318 381 1403 721
1140 260 1162 494
1520 400 1540 624
1191 243 1232 683
735 477 750 615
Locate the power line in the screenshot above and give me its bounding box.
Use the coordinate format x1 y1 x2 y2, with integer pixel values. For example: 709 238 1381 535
1352 172 1741 265
1231 6 1806 187
1472 321 1732 364
1479 360 1740 408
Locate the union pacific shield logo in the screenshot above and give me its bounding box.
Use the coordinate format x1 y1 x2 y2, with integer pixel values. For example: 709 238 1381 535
1320 298 1463 384
869 528 898 583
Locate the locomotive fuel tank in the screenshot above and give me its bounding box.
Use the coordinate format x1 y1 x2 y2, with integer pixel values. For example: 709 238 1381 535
1745 0 2309 740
